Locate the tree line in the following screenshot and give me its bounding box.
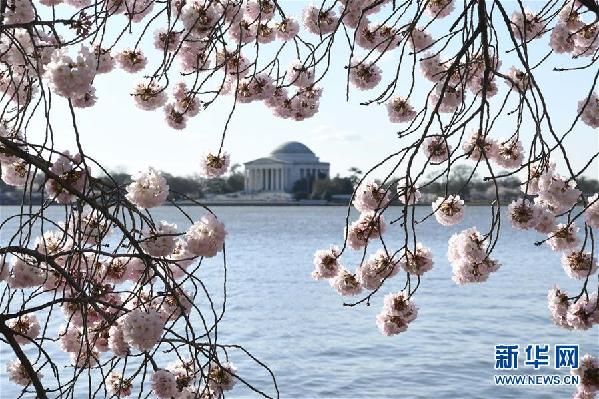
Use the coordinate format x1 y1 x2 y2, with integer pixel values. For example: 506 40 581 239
1 164 596 205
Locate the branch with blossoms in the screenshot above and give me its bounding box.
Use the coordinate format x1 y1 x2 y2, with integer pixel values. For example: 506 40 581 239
1 0 599 396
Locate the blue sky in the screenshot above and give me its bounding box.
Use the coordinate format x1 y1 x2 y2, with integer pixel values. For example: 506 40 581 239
31 1 599 181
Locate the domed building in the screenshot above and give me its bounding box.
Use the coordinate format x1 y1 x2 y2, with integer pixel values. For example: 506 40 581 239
244 142 330 193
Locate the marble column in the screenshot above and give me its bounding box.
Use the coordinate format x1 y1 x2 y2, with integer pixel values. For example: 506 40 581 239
278 168 282 191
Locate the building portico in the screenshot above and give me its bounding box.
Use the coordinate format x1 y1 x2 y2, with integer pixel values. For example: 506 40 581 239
244 142 330 193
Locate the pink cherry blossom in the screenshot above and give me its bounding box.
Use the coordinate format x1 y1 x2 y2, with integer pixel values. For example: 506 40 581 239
507 199 541 230
120 308 165 352
201 151 230 178
101 257 131 284
573 24 599 57
1 159 28 187
125 0 154 22
572 354 599 394
584 194 599 228
561 251 598 279
577 92 599 128
408 28 433 51
152 369 178 399
423 136 451 163
429 84 463 113
275 18 300 40
59 326 82 353
426 0 454 18
303 6 338 35
511 9 545 41
7 314 40 345
107 372 133 397
462 130 498 160
7 255 45 288
116 49 148 73
44 151 87 203
355 249 400 289
550 24 575 54
245 0 275 20
448 227 500 284
312 245 341 280
349 61 381 90
167 239 196 278
537 165 581 214
399 243 433 276
207 361 237 392
345 211 386 250
185 213 227 257
153 29 181 51
506 67 531 92
376 291 418 336
547 285 572 329
494 138 523 169
173 82 201 117
126 167 169 208
547 223 580 252
566 293 598 330
132 81 167 111
353 180 390 212
108 324 130 357
397 181 421 205
287 59 315 87
7 360 42 386
93 46 115 74
71 88 97 108
387 97 416 123
45 46 96 99
432 195 465 226
330 267 363 295
164 103 187 130
420 53 445 82
534 207 557 234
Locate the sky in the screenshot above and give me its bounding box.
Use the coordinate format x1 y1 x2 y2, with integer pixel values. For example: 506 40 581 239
29 1 599 181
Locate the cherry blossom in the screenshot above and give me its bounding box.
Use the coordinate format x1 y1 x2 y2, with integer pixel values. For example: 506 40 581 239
312 245 341 280
201 151 230 178
330 267 363 295
120 308 165 352
399 243 434 276
561 251 598 280
432 195 465 226
547 223 580 252
7 360 42 386
353 180 390 212
152 369 178 399
185 213 227 257
126 167 170 208
7 314 40 345
423 136 451 163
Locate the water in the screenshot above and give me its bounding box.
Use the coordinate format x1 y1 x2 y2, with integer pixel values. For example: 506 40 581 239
0 205 597 398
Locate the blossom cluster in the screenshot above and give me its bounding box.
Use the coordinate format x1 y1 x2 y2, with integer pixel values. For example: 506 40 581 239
2 166 231 394
448 227 500 284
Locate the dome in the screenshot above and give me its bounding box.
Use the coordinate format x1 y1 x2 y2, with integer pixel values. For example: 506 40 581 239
270 141 315 156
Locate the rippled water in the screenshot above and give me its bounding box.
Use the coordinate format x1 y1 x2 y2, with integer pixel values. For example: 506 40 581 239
0 205 597 398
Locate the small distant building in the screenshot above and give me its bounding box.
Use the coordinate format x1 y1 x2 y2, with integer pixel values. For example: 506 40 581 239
244 141 330 193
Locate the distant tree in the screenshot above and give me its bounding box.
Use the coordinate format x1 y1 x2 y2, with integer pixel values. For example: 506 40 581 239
311 177 354 200
292 178 310 200
578 177 599 195
203 178 229 195
98 171 131 187
348 167 363 187
226 164 245 192
163 174 203 199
